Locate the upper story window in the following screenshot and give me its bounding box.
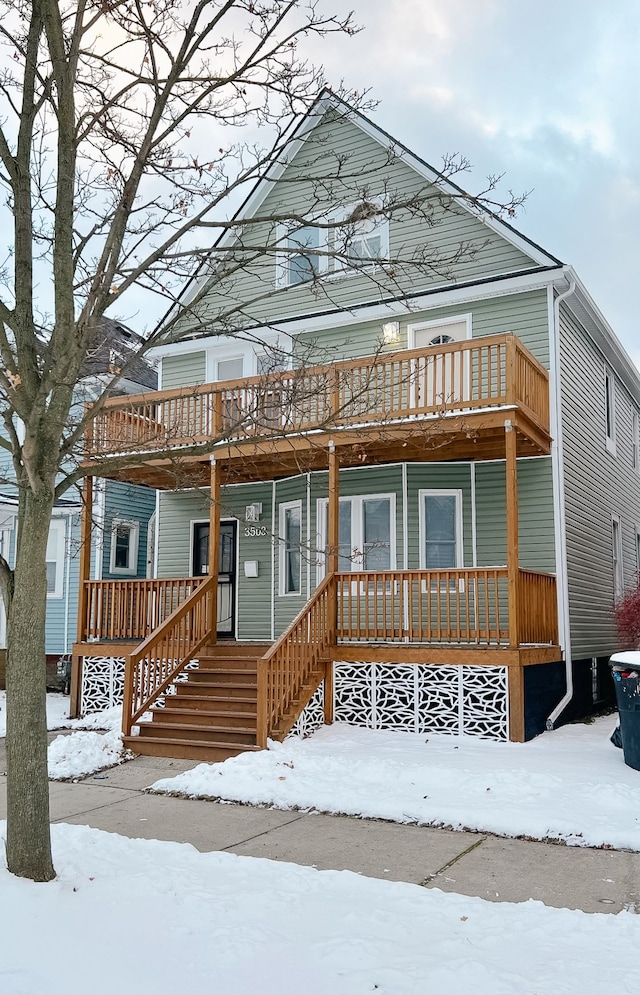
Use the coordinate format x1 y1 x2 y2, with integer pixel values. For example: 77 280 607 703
612 515 624 601
633 411 639 473
110 519 140 575
332 209 389 273
605 367 616 456
278 225 326 287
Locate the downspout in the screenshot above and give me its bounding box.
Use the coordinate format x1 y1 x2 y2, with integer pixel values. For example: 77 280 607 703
546 277 576 730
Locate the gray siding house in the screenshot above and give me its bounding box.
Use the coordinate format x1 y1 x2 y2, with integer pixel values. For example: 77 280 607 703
71 93 640 756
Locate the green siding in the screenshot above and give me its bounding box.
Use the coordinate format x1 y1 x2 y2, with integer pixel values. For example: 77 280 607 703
172 112 540 339
161 351 206 389
475 459 555 573
560 304 640 658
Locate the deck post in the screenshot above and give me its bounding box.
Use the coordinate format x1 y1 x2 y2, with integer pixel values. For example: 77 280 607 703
77 476 93 644
208 458 220 644
326 442 339 722
505 420 519 649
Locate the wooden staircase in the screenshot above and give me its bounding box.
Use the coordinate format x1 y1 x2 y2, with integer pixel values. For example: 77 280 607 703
122 643 271 762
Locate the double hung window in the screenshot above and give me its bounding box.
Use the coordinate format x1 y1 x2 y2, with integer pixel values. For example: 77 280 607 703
109 520 140 575
605 368 616 456
317 495 394 579
46 519 66 597
280 501 302 595
419 491 463 571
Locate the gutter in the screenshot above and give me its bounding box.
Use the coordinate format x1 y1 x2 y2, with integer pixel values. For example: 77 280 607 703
546 277 576 730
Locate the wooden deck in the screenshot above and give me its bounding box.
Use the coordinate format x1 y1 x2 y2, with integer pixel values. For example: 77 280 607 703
82 333 551 487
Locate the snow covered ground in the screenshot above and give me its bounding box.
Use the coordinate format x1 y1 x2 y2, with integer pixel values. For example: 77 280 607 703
0 692 127 780
0 822 638 995
151 716 640 851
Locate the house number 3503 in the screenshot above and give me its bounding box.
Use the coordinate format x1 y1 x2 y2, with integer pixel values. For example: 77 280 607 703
244 526 268 537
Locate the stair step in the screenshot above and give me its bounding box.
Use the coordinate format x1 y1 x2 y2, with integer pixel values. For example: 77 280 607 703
196 656 261 671
187 669 257 685
152 707 257 729
164 693 257 712
178 681 258 699
201 643 270 658
124 735 260 763
138 721 256 745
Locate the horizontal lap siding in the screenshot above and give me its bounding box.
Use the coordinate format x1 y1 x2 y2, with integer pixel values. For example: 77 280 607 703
101 481 156 580
45 512 81 655
173 114 538 338
296 289 550 368
475 459 555 573
405 464 472 567
161 351 207 389
560 305 640 657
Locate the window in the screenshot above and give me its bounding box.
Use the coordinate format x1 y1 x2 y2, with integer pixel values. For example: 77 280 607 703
277 225 326 287
217 357 243 382
280 502 302 595
605 368 616 455
109 519 139 575
633 412 639 473
46 520 66 598
333 209 389 272
317 495 395 579
635 528 640 576
612 516 624 601
419 490 463 570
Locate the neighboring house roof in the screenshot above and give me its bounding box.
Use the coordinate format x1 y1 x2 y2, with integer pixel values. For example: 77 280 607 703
82 318 157 392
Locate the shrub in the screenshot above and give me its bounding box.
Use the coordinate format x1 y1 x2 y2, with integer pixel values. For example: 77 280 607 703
615 583 640 648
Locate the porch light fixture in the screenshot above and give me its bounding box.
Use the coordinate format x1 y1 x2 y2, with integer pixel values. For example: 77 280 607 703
382 321 400 344
245 502 262 522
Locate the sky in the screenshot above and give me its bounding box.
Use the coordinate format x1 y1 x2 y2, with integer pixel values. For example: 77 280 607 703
305 0 640 370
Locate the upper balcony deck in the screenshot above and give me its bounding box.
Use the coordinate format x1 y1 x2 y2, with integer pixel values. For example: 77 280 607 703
84 332 551 487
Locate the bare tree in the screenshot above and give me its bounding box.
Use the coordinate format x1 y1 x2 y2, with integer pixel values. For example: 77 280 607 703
0 0 524 882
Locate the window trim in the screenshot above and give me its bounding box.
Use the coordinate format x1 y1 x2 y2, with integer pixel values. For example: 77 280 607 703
605 366 616 456
46 519 66 599
406 313 473 350
328 203 390 277
612 514 624 602
279 500 303 596
635 526 640 577
633 411 640 474
109 519 140 576
316 493 396 582
418 489 464 571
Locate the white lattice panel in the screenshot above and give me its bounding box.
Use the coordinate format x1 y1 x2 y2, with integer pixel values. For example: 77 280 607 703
81 656 125 714
288 682 325 739
333 662 509 741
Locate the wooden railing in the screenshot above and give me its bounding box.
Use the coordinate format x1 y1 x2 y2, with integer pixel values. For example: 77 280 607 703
122 576 216 736
82 577 204 642
336 569 511 645
517 569 558 645
86 333 549 457
257 574 335 746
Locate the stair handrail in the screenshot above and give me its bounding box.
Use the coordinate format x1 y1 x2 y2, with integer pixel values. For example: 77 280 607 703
122 574 218 736
257 573 336 746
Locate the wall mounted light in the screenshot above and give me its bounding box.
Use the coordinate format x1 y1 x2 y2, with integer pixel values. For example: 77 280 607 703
245 502 262 522
382 321 400 344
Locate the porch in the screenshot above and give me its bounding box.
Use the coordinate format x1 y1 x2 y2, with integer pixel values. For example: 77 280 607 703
73 330 561 751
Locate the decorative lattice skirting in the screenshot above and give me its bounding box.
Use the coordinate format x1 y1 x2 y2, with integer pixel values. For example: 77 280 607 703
288 682 325 739
333 662 509 741
81 656 125 714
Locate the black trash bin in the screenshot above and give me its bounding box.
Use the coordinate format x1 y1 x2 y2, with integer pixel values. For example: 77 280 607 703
610 658 640 771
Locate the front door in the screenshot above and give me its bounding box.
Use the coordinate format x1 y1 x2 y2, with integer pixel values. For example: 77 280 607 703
192 520 237 638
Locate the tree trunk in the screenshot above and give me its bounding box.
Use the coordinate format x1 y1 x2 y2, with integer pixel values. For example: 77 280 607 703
5 490 55 881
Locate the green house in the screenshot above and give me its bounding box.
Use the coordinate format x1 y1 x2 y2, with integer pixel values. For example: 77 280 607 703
73 92 640 757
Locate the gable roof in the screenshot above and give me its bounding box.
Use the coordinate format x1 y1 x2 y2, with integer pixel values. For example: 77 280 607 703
158 89 562 334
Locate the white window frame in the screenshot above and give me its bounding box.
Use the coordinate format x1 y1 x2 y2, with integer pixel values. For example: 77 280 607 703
46 519 66 599
215 355 244 382
605 367 616 456
329 203 390 277
316 493 396 582
418 489 464 571
275 223 328 289
109 519 140 576
633 411 640 474
279 500 303 596
612 515 624 602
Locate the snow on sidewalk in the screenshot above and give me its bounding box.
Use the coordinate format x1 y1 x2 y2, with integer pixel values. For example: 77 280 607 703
150 716 640 851
0 822 638 995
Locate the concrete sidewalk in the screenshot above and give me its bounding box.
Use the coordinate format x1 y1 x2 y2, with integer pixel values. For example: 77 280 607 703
1 748 639 915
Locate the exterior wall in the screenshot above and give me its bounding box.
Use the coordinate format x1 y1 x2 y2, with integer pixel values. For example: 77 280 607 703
101 481 156 580
559 302 640 657
44 510 81 657
161 350 207 389
172 111 539 338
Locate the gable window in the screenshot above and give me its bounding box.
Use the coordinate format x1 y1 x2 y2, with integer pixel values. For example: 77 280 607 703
279 501 302 595
46 520 66 599
317 495 395 579
110 519 139 575
333 211 389 272
605 368 616 455
612 516 623 601
419 490 463 570
277 225 326 287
